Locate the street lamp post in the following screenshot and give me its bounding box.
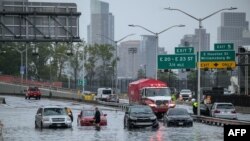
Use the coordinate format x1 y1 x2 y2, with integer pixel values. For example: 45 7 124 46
165 7 237 116
14 48 26 84
96 33 135 94
128 24 185 80
57 52 73 89
128 47 137 78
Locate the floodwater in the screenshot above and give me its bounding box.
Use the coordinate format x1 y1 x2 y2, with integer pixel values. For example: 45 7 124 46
0 96 227 141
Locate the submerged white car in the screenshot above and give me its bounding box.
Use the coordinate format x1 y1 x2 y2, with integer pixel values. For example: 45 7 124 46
35 106 72 129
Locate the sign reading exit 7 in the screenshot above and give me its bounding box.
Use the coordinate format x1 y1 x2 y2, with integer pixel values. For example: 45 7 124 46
175 47 194 54
158 54 196 69
214 43 234 50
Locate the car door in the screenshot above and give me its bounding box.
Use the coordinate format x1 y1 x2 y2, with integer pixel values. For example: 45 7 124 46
35 108 43 126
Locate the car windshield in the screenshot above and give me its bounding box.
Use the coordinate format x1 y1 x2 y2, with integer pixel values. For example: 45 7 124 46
168 109 188 116
130 107 152 114
44 108 67 116
103 90 112 95
145 88 171 97
181 90 191 93
217 104 234 109
82 110 103 117
82 110 94 117
29 87 39 91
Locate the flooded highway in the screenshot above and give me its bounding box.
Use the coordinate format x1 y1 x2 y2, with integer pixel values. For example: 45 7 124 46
0 96 226 141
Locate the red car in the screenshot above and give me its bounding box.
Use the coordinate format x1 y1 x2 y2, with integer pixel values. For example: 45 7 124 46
25 87 41 100
77 109 107 126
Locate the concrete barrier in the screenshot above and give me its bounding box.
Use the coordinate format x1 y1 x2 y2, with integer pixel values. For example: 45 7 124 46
2 82 250 126
0 82 81 101
192 115 250 126
0 120 3 141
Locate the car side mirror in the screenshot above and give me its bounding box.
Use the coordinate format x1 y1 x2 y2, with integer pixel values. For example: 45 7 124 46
104 114 107 116
125 111 128 114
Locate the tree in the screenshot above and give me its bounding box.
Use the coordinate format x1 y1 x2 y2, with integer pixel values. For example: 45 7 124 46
53 43 71 80
0 43 21 75
28 42 53 81
70 42 84 88
84 44 98 89
84 44 115 89
96 44 115 86
158 70 178 87
137 68 145 79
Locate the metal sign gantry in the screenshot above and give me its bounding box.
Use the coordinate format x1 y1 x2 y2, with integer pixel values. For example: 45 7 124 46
0 11 81 42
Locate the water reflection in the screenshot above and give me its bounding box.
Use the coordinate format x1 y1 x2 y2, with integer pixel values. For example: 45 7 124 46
1 96 225 141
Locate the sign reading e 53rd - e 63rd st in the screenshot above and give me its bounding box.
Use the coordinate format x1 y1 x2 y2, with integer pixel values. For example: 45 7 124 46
158 54 196 69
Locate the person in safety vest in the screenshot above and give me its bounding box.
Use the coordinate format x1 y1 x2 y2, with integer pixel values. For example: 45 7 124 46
192 99 198 115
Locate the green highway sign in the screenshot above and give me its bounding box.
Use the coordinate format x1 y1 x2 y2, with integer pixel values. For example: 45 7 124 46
200 50 235 62
78 79 83 86
78 79 87 86
214 43 234 50
175 47 194 54
158 54 196 69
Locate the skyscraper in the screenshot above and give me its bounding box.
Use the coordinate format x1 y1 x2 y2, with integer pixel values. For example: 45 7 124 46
117 40 140 79
87 0 114 45
218 12 250 94
140 35 157 78
217 12 250 49
179 28 210 52
178 29 210 90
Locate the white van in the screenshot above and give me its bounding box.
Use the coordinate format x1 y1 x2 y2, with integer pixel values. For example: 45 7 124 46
96 88 119 102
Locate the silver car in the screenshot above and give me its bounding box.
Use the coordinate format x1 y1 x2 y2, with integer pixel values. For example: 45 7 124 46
210 102 237 120
35 106 72 129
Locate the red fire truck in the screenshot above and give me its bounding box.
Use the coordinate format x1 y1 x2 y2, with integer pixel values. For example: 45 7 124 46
128 78 175 118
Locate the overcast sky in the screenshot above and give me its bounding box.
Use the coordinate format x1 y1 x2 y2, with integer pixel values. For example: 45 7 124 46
31 0 250 54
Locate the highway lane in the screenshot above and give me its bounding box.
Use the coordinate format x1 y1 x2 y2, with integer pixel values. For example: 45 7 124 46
0 95 225 141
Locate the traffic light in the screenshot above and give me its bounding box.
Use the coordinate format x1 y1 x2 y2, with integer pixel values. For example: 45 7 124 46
236 46 250 66
236 46 246 56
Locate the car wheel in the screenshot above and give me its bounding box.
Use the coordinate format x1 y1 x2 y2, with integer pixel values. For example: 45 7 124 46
123 119 127 129
25 96 27 99
127 121 132 129
189 122 193 127
152 122 159 129
167 122 171 127
40 122 43 129
28 96 30 99
39 96 41 100
35 121 38 128
36 97 38 100
77 118 80 126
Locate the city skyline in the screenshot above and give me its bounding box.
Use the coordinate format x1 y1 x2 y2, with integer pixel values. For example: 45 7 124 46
31 0 250 54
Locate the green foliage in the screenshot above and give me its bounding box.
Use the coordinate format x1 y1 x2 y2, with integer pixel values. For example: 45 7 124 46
0 43 21 75
158 71 178 87
84 44 115 88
